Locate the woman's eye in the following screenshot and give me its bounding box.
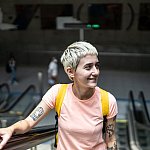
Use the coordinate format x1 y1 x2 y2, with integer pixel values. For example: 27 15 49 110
95 62 100 69
85 65 91 70
96 64 100 69
85 67 91 70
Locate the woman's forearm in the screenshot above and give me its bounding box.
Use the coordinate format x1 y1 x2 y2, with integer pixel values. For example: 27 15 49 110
8 119 31 135
105 116 118 150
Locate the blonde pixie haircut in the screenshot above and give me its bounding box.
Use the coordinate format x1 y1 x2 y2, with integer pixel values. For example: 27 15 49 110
61 41 98 69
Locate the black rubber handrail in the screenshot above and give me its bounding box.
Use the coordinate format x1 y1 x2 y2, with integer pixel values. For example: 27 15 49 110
0 84 36 113
129 91 138 121
127 106 142 150
2 125 56 150
0 83 10 93
139 91 150 123
0 83 10 102
23 99 38 117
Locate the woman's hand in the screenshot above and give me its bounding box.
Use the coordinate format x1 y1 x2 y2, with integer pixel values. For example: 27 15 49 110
0 127 13 149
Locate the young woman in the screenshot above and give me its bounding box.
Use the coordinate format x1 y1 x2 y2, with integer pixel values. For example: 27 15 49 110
0 41 118 150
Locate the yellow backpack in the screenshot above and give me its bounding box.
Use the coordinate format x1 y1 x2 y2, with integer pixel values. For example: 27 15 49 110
54 84 109 147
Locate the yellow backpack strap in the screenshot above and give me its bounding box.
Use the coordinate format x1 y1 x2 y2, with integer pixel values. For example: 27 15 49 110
100 88 109 116
55 84 68 117
54 84 68 148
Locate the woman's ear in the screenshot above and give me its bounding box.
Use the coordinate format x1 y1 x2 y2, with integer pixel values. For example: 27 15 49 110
65 67 75 81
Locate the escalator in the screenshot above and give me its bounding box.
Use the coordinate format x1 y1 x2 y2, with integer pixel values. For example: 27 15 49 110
138 91 150 124
128 91 150 150
0 84 41 127
0 83 22 111
116 120 130 150
3 125 56 150
115 98 131 150
136 91 150 149
0 83 10 106
0 84 35 113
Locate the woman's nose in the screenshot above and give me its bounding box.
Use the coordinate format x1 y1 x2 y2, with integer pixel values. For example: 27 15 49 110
92 66 99 75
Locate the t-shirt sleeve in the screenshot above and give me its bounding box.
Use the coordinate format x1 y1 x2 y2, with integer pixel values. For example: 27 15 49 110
107 92 118 119
42 84 61 109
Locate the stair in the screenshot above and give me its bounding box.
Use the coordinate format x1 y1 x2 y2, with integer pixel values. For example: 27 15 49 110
137 128 150 150
116 120 130 150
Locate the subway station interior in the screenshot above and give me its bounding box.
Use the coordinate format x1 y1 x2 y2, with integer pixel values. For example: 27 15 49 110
0 0 150 149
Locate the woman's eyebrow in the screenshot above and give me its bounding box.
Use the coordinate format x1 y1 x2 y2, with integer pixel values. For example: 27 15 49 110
83 63 93 67
84 61 100 66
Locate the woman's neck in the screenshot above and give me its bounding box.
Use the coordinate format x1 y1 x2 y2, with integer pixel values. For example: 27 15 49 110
72 84 95 100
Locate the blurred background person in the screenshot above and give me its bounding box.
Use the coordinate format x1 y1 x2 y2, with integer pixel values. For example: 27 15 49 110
48 57 58 87
6 54 17 85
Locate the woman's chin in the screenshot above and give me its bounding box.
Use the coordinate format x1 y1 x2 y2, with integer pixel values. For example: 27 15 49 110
88 83 97 88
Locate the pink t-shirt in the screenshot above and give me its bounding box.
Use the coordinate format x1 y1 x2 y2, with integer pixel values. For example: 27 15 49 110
42 83 118 150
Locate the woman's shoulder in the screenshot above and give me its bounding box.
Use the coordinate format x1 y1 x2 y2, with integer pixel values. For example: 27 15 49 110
96 87 117 103
49 83 71 93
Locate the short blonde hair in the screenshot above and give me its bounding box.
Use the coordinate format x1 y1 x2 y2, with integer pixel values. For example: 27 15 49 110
61 41 98 69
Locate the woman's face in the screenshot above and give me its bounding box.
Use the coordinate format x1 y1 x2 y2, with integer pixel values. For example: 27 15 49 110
73 54 100 88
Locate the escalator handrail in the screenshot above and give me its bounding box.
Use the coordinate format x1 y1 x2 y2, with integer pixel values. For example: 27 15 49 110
0 83 10 93
138 91 150 124
128 91 150 150
0 84 36 113
128 105 142 150
22 100 37 117
136 120 150 130
2 125 56 150
0 83 10 99
128 91 142 149
129 91 138 121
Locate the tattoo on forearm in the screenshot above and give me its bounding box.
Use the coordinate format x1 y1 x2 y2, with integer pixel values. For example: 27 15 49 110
107 141 117 150
30 107 44 121
106 124 115 138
